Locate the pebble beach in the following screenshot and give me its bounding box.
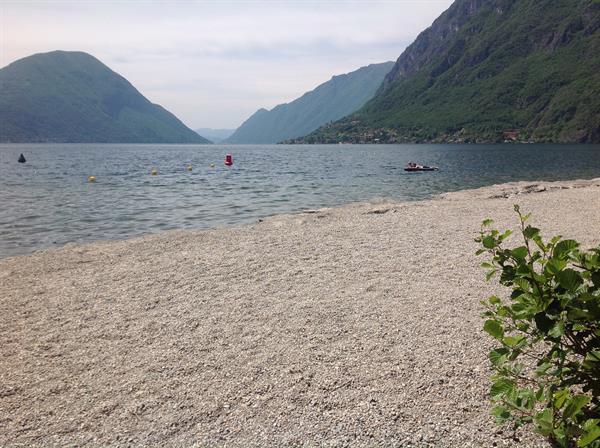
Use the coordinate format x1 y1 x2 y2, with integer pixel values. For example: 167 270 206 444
1 178 600 447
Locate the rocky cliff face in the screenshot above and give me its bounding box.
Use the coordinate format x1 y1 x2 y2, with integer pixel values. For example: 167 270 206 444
382 0 489 87
296 0 600 144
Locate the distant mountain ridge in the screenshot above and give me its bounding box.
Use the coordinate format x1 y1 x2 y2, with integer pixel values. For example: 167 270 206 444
226 62 394 144
0 51 210 143
194 128 235 143
295 0 600 144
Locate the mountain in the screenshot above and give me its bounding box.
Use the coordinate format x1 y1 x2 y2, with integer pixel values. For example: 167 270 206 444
226 62 395 144
0 51 210 143
194 128 235 143
294 0 600 144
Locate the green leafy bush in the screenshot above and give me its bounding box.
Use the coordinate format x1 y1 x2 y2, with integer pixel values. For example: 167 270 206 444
476 205 600 447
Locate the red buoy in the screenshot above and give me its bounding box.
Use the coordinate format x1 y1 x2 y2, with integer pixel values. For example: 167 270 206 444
224 154 233 166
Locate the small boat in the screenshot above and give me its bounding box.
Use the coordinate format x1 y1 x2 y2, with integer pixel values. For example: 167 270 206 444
404 162 438 172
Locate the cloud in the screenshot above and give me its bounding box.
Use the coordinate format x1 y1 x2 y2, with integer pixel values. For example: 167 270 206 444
1 0 454 128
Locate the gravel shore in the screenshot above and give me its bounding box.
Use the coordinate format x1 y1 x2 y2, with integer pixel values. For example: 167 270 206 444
1 178 599 447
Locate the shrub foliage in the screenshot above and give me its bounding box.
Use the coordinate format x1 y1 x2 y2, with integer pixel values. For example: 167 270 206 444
476 205 600 447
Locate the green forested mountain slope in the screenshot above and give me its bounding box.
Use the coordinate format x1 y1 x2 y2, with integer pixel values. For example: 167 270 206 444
296 0 600 144
0 51 210 143
226 62 394 144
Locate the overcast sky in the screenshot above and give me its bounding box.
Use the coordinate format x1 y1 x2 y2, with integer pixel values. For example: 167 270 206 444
1 0 453 129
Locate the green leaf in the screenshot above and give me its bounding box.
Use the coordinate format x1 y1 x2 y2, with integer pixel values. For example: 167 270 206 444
535 362 552 376
569 309 593 321
548 321 565 338
488 295 502 305
483 236 496 249
516 388 536 411
503 335 526 347
535 408 554 436
492 405 511 424
564 395 590 420
533 235 547 252
577 292 597 303
535 387 546 401
484 320 504 340
554 389 570 409
554 426 568 446
579 420 600 447
554 239 579 258
482 218 494 227
511 302 531 318
478 211 599 443
585 351 600 363
513 278 531 293
511 246 529 260
491 378 515 399
578 423 600 447
496 306 510 317
523 226 540 239
584 420 600 431
549 235 563 246
490 348 509 366
545 258 567 276
557 269 583 291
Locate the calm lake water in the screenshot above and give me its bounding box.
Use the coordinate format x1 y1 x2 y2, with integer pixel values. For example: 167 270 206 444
1 143 599 258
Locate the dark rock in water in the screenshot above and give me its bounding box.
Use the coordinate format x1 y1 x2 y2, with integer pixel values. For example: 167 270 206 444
18 153 26 163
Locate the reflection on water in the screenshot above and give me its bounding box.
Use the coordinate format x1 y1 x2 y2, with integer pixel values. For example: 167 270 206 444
1 143 599 258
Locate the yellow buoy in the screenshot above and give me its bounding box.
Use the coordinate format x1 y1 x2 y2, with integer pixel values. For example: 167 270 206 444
88 175 96 183
210 163 215 168
151 168 158 176
187 164 193 171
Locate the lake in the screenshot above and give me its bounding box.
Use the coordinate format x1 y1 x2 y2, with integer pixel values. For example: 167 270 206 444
1 143 599 258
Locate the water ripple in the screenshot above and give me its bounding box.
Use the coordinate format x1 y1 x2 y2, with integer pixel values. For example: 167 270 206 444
1 143 600 258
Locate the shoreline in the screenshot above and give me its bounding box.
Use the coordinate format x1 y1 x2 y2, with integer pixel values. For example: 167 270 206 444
1 178 600 447
3 176 600 263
